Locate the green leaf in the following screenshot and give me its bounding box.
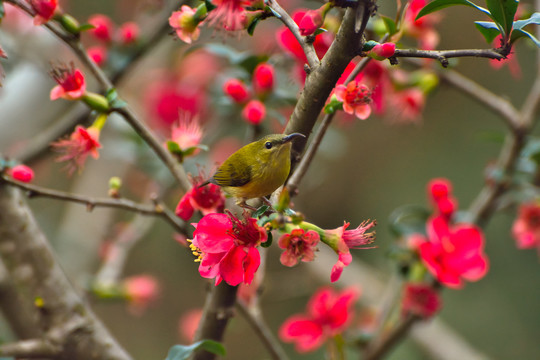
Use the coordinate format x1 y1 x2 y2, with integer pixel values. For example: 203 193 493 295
485 0 518 39
253 205 270 218
380 15 397 35
247 16 261 36
474 21 501 43
416 0 492 22
261 231 273 247
105 88 119 103
78 23 96 32
204 0 216 11
165 341 225 360
323 96 343 114
513 12 540 30
166 141 182 154
511 28 540 47
362 40 379 51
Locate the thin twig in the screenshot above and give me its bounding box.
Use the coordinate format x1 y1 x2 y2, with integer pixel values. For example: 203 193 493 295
363 315 420 360
236 301 289 360
392 48 505 67
266 0 320 69
0 174 187 234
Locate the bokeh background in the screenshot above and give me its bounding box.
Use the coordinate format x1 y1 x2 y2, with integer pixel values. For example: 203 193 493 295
0 0 539 359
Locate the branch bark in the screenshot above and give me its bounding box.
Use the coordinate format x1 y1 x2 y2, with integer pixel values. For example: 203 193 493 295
0 184 132 360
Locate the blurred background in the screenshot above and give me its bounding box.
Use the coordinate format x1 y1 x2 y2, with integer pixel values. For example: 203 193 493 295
1 0 539 359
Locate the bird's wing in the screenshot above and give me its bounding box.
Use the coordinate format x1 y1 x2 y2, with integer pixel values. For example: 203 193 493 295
211 157 252 187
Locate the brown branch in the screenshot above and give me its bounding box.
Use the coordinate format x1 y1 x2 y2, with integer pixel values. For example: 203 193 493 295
392 48 506 67
363 315 420 360
266 0 320 69
0 184 132 360
0 174 187 234
0 338 61 358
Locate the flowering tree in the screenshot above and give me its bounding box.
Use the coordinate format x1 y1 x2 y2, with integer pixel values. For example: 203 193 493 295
0 0 539 359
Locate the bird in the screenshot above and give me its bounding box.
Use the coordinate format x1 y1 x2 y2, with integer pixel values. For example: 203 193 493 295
201 133 305 209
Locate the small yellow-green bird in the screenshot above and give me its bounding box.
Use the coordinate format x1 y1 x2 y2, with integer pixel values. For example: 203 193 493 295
202 133 305 208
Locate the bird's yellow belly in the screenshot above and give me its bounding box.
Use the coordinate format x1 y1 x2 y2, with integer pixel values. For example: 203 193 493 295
223 160 290 200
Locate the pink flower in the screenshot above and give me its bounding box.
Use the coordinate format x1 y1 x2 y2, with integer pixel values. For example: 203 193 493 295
7 164 34 183
117 21 139 45
175 175 225 221
401 283 442 318
253 63 275 95
334 81 372 120
87 45 108 67
279 287 359 352
190 211 267 286
170 112 203 154
123 275 159 314
29 0 58 25
88 14 114 42
417 215 489 289
51 125 101 175
242 100 266 125
404 0 440 50
512 202 540 250
223 78 250 103
169 6 201 44
323 221 376 282
50 63 86 101
427 177 457 218
389 88 425 124
298 9 323 36
278 229 320 267
369 42 396 60
206 0 250 31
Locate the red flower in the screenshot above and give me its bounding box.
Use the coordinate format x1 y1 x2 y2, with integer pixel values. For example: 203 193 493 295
169 112 203 154
369 42 396 60
417 216 489 289
333 81 372 120
190 212 267 286
50 63 86 101
88 14 114 42
206 0 250 31
87 45 108 67
175 175 225 221
118 21 139 45
253 63 275 95
223 78 250 103
279 287 359 352
298 10 322 36
7 164 34 183
278 228 320 267
169 6 201 44
51 125 101 175
324 221 376 282
512 202 540 250
404 0 440 50
401 283 442 318
29 0 58 25
427 177 457 218
242 100 266 125
388 88 425 124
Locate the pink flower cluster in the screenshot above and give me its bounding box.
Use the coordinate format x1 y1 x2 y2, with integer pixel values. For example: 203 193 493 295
409 178 489 289
223 63 275 125
512 202 540 255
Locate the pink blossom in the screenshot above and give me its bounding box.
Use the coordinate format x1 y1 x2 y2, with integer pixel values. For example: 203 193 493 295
389 88 425 124
417 215 489 289
51 125 101 175
29 0 58 25
206 0 250 31
50 63 86 101
7 164 34 183
88 14 114 42
175 175 225 221
190 212 267 286
242 100 266 125
123 275 159 314
117 21 139 45
253 63 275 95
512 202 540 250
298 8 324 36
178 309 203 342
279 287 359 352
87 45 108 67
169 112 203 154
278 229 320 267
401 283 442 318
369 42 396 60
334 81 372 120
223 78 250 103
169 6 201 44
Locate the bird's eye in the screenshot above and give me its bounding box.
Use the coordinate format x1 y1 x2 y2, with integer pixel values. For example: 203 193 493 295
265 142 272 149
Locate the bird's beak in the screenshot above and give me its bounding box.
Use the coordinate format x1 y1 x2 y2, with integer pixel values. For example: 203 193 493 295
282 133 306 143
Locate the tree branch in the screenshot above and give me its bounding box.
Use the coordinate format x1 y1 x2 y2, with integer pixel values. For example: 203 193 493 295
0 184 132 360
363 315 420 360
0 338 61 358
391 48 505 67
0 174 187 234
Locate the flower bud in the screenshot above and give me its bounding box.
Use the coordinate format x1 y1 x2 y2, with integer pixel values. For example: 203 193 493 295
118 22 139 45
82 92 110 113
368 42 396 61
88 14 114 42
87 45 108 67
242 100 266 125
7 164 34 183
58 14 81 34
223 78 249 103
253 63 275 95
298 3 332 36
